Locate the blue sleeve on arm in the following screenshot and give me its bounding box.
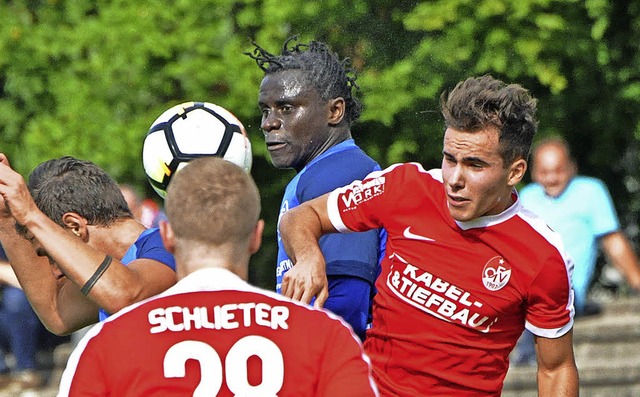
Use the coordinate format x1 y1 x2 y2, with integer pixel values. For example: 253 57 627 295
299 149 382 284
324 275 373 341
588 178 620 236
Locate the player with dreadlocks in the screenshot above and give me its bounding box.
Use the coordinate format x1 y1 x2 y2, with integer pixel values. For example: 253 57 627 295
247 37 386 340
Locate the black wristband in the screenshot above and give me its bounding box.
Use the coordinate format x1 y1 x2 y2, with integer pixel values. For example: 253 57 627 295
81 255 113 296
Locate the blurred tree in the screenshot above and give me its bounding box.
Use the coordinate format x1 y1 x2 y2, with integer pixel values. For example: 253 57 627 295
0 0 639 289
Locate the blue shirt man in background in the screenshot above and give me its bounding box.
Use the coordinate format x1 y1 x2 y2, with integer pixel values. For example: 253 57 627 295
513 137 640 366
520 137 640 315
249 37 385 340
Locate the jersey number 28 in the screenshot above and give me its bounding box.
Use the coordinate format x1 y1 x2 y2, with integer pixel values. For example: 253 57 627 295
163 335 284 396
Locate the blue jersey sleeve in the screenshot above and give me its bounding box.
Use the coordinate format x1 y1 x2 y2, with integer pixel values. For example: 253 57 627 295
296 148 382 284
100 228 176 321
136 229 176 271
296 147 380 200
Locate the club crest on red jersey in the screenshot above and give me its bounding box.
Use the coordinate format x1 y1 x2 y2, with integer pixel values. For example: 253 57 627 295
482 257 511 291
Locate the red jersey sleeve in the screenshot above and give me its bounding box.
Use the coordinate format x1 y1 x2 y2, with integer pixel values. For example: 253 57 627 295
513 211 575 337
327 163 412 233
525 252 575 337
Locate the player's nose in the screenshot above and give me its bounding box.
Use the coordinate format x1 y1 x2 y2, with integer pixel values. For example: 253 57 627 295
261 111 281 133
448 165 465 188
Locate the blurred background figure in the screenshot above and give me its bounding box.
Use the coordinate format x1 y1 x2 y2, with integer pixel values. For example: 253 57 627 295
0 245 45 392
521 137 640 314
119 183 167 228
513 136 640 366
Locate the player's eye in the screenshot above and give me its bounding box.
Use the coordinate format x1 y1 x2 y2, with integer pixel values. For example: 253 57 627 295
443 154 455 164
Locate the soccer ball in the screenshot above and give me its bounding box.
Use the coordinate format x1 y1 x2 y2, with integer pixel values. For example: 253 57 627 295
142 101 253 198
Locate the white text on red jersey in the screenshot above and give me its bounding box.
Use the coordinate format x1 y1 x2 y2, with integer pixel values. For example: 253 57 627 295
147 303 290 333
389 261 498 333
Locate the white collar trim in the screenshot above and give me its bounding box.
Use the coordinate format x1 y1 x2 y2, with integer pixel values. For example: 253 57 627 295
454 189 521 230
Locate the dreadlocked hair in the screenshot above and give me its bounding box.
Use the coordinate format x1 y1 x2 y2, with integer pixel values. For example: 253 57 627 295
247 36 363 124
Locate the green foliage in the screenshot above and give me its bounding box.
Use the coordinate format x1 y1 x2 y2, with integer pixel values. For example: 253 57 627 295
1 0 640 288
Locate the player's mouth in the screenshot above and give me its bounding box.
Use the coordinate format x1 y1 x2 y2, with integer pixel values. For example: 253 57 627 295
266 141 287 151
447 194 470 207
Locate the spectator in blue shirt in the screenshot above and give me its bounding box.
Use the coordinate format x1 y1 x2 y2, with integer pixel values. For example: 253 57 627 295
513 137 640 365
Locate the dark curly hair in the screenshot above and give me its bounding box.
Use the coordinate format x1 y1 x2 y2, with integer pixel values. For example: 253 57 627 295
247 37 363 124
15 156 132 237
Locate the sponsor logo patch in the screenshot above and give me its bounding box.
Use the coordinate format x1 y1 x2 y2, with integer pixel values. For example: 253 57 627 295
340 177 385 209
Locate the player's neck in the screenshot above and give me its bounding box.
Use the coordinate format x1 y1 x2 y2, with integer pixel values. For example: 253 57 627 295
86 218 147 260
177 261 248 281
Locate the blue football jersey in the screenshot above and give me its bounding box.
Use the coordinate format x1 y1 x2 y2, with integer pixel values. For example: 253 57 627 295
98 228 176 321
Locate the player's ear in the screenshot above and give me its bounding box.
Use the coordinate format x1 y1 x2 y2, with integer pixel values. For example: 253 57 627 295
249 219 264 255
327 97 345 126
61 212 88 240
507 158 527 187
159 220 176 254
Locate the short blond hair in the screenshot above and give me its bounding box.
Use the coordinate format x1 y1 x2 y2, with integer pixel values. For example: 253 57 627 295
164 157 260 246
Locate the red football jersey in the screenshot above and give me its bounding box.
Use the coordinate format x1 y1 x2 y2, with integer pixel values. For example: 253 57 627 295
326 163 574 396
58 268 378 397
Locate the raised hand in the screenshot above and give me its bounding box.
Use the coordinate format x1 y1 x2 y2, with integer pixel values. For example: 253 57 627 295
0 154 15 220
0 154 39 226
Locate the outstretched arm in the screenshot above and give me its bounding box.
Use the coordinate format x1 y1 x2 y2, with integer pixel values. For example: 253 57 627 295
279 193 337 308
535 330 579 397
600 231 640 292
